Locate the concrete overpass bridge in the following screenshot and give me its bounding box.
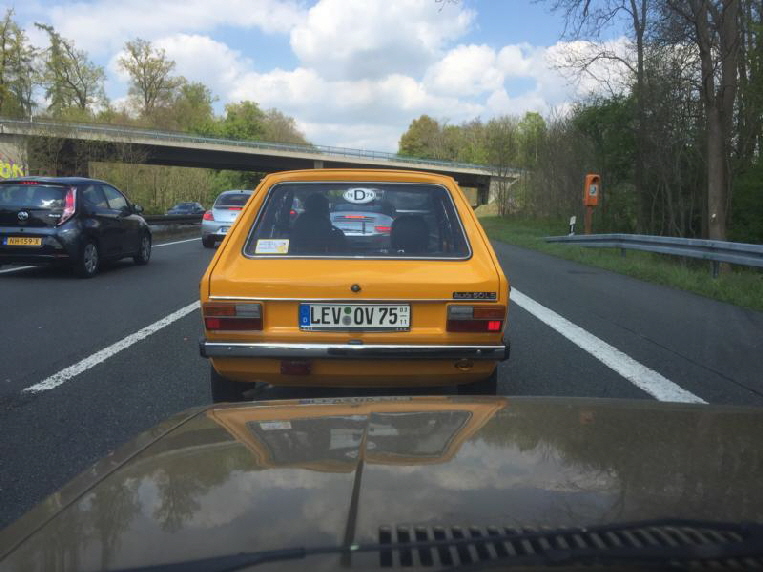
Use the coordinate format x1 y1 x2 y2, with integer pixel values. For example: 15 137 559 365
0 118 520 204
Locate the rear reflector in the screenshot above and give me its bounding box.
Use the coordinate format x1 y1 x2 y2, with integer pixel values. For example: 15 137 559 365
203 303 262 330
205 317 262 330
374 225 392 233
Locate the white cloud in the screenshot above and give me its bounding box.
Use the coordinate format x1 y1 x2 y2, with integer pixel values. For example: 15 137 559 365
39 0 305 57
290 0 475 81
424 44 504 97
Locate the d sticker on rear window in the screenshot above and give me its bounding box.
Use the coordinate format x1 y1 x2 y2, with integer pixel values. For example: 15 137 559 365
255 239 289 254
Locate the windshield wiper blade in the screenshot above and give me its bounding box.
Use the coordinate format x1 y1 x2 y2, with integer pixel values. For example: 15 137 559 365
117 519 763 572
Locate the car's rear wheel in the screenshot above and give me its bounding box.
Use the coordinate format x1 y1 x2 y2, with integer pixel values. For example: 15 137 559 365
457 367 498 395
75 240 100 278
133 233 151 265
202 236 215 248
210 365 259 403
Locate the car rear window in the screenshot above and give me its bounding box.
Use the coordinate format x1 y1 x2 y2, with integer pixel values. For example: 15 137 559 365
215 192 251 207
244 182 470 258
0 184 66 209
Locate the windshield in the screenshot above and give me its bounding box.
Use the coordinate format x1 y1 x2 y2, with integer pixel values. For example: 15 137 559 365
3 0 763 567
215 192 250 207
244 182 470 258
0 184 65 209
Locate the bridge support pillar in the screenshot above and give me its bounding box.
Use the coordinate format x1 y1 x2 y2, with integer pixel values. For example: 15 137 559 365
0 134 29 179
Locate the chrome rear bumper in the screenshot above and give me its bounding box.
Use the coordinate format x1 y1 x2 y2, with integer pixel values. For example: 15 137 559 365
200 339 510 361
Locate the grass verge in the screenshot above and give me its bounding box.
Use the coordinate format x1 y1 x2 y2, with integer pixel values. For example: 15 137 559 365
479 216 763 313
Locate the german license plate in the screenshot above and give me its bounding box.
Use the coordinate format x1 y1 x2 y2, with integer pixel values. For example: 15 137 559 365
3 236 42 246
299 304 410 331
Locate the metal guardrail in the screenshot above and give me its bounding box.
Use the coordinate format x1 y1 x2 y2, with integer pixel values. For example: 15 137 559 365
545 233 763 277
0 117 520 176
143 214 203 225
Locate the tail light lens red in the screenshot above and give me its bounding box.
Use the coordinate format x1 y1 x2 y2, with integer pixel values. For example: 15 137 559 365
203 210 214 221
203 303 262 330
447 305 505 333
374 225 392 233
227 206 243 211
58 187 76 226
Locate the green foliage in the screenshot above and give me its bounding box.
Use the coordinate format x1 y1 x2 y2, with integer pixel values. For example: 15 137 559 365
35 23 106 116
730 161 763 244
0 10 36 118
118 38 184 117
398 114 442 158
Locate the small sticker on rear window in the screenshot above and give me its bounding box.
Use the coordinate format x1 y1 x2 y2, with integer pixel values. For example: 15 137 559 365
259 421 292 430
255 239 289 254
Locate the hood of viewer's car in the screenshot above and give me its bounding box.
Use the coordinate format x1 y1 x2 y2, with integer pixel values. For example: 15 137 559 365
2 396 763 571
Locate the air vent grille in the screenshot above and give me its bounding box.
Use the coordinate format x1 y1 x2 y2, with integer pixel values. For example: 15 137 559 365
377 523 763 569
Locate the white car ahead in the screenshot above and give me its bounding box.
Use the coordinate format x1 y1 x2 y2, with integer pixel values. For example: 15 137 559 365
201 190 253 248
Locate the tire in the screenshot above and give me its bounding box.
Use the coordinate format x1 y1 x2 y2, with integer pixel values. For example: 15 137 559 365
133 233 151 265
202 235 216 248
457 367 498 395
75 240 100 278
210 365 258 403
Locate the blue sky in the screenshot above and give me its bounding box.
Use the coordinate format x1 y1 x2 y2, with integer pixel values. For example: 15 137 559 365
11 0 629 151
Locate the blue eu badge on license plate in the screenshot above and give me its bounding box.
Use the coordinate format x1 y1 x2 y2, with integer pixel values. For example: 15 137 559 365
299 304 311 327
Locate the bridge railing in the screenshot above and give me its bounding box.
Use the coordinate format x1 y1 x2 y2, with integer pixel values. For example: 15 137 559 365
545 233 763 277
1 118 519 176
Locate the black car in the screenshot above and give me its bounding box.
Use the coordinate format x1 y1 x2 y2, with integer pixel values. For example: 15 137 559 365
166 201 205 215
0 177 151 278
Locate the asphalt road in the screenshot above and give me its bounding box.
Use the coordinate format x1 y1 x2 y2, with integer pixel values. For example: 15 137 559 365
1 236 762 529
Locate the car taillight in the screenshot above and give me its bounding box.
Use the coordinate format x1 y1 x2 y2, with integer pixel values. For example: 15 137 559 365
227 206 243 211
58 187 76 226
204 303 262 330
374 225 392 233
447 305 505 332
203 210 214 221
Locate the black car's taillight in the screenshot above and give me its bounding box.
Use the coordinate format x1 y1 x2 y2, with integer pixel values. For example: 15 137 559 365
447 305 505 332
203 303 262 330
58 187 76 226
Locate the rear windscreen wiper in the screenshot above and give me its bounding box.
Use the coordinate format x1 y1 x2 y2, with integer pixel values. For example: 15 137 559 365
116 518 763 571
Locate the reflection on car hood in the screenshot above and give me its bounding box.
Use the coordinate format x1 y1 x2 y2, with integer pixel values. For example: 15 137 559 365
2 396 763 571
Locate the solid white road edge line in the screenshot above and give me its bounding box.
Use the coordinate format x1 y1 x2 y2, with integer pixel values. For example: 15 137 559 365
154 237 201 247
511 289 706 404
0 265 35 275
24 301 201 393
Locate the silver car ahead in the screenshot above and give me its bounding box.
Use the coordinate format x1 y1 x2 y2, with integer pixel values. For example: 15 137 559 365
202 190 253 248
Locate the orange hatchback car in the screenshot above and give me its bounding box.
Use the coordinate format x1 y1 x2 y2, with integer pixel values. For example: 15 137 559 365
199 169 510 401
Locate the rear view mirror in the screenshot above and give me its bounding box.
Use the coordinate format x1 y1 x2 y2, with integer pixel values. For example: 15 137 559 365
133 204 144 214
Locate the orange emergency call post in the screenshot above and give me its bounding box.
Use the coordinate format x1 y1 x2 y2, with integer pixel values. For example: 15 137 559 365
583 173 600 234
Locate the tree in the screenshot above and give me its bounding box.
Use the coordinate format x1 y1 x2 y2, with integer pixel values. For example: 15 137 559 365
171 81 216 132
664 0 740 241
35 23 106 116
547 0 654 232
262 108 310 145
0 9 36 118
215 101 267 141
118 38 184 117
485 116 519 216
398 115 442 158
